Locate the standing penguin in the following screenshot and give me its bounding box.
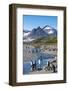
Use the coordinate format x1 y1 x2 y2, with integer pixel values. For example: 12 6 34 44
30 60 36 71
30 60 33 71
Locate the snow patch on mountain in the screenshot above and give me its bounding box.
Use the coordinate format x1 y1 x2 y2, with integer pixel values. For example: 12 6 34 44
23 32 30 37
47 30 54 34
23 38 35 42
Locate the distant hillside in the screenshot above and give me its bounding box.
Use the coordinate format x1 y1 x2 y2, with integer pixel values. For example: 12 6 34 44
31 36 57 47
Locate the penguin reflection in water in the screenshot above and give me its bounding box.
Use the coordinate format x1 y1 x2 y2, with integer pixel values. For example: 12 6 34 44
30 60 36 71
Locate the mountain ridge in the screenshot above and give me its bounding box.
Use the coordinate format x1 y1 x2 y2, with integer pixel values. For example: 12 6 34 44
23 25 57 42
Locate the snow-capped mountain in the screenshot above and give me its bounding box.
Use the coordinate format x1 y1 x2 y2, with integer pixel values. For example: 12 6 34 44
42 25 57 36
23 31 34 42
23 25 57 42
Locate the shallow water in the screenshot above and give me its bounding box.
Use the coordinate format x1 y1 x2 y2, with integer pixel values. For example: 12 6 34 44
23 54 55 74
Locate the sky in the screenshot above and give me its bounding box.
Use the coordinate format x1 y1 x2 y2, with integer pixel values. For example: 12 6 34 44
23 15 57 31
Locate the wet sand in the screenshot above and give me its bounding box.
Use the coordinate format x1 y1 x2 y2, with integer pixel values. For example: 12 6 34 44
30 70 54 74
